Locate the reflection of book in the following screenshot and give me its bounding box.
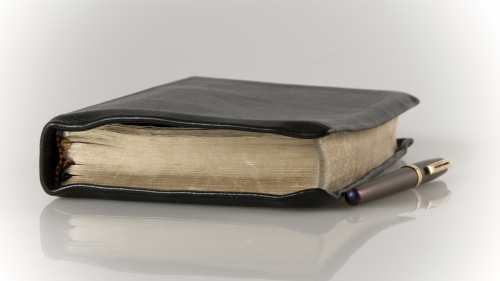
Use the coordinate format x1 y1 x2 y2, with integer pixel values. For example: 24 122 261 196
40 182 450 280
40 77 418 206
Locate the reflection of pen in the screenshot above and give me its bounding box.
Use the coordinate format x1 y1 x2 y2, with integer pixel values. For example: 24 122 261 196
345 158 452 206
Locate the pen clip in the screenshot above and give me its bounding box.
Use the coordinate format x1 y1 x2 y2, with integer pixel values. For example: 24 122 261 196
424 159 452 175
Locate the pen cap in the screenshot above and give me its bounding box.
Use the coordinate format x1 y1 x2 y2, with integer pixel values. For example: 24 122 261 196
412 158 451 185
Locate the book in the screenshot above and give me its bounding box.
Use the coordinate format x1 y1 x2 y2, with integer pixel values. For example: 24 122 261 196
40 181 450 280
40 77 419 206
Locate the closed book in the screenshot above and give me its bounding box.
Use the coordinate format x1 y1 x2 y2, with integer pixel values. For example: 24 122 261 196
39 77 419 206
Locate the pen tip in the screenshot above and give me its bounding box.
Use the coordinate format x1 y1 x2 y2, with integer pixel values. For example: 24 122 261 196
345 190 361 206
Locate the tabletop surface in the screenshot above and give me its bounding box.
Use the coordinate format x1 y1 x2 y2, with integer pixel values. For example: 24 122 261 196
1 1 499 280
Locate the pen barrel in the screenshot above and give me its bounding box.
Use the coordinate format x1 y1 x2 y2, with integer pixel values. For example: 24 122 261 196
346 167 418 205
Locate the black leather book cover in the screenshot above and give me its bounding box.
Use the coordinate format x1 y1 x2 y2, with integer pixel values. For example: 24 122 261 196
40 77 419 206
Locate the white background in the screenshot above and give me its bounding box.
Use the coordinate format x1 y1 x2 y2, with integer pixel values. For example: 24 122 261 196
1 1 499 280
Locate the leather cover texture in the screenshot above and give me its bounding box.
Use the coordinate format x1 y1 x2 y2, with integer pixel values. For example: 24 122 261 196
40 77 419 207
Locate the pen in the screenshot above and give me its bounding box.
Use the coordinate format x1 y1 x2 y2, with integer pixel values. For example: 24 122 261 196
345 158 452 206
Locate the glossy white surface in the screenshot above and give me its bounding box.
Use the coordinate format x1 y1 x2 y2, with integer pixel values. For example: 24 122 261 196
1 1 499 280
